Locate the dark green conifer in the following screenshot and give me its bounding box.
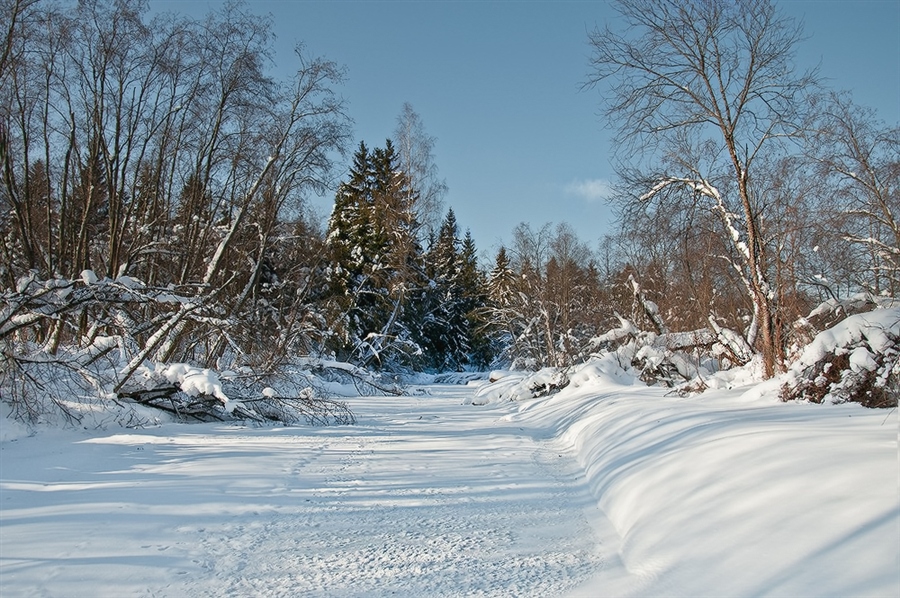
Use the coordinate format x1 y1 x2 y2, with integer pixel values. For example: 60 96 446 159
459 231 493 368
324 140 427 367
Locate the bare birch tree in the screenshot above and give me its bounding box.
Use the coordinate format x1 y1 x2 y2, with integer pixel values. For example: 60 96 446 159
586 0 817 377
806 92 900 296
1 0 348 370
393 102 447 238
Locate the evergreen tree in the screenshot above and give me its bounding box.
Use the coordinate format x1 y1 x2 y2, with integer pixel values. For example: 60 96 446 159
324 140 426 367
417 210 493 370
423 209 464 369
459 230 482 308
431 209 459 277
326 141 370 291
371 140 421 293
487 246 517 307
325 151 490 371
459 230 493 368
370 140 429 366
484 246 521 365
325 142 379 359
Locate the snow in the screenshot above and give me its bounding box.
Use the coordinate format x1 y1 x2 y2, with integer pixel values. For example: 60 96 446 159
519 369 899 597
849 345 878 372
1 368 897 596
793 308 899 367
0 404 31 443
80 269 99 285
589 315 639 347
1 387 603 597
638 176 721 203
114 275 145 289
160 363 236 412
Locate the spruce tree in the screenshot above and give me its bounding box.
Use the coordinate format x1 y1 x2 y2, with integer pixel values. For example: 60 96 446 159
324 140 427 367
487 246 517 307
326 142 372 298
419 209 479 370
436 209 463 369
325 142 382 360
459 231 493 368
483 245 520 365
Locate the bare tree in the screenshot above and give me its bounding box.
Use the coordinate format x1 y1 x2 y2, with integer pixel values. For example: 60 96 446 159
1 0 349 372
491 222 602 369
806 92 900 296
586 0 818 377
0 0 356 426
393 102 447 237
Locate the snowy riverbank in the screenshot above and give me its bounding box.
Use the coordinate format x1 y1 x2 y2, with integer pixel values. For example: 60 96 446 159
513 369 899 597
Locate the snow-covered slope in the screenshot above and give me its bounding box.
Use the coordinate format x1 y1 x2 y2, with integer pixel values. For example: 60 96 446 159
510 366 899 597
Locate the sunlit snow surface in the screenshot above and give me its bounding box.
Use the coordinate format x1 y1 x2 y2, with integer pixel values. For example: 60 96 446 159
2 380 898 597
0 386 602 597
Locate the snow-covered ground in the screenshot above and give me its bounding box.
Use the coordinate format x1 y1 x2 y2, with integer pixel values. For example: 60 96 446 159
1 375 898 597
0 385 604 597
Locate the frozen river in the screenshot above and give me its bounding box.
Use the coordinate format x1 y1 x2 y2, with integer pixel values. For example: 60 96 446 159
0 385 606 597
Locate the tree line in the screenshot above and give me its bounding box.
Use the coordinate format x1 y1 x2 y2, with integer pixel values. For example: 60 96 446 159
2 0 898 395
0 0 498 376
1 0 351 367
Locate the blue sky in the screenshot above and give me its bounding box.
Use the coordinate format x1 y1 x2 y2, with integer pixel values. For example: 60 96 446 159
157 0 900 257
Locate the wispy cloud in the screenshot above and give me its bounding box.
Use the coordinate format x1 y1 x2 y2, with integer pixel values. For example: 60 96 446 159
565 178 613 203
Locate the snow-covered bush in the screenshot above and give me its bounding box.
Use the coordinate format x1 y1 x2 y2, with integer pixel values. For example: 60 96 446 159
780 308 899 408
788 294 891 357
469 368 570 405
0 272 366 427
585 314 747 390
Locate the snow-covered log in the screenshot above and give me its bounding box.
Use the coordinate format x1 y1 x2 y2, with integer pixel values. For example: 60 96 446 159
629 274 668 335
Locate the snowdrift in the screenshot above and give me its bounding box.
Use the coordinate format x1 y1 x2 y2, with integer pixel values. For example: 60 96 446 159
495 359 899 597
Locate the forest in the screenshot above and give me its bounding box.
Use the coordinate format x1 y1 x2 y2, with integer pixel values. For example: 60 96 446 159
1 0 897 426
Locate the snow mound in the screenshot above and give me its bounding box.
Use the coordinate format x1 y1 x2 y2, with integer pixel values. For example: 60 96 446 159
512 375 899 597
468 367 569 404
781 307 900 407
161 363 236 412
566 354 636 388
469 358 635 405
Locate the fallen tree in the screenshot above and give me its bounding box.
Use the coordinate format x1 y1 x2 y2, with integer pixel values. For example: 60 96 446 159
1 273 367 427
